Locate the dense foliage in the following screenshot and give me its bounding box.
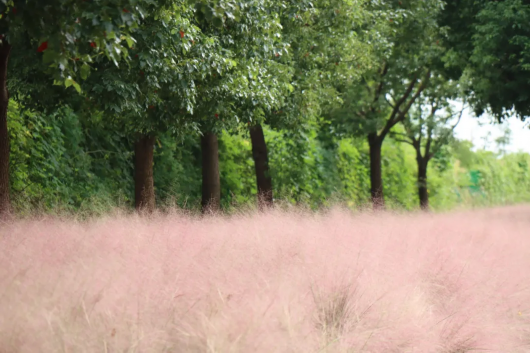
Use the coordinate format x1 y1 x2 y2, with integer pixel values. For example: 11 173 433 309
441 0 530 120
8 101 530 214
1 0 529 216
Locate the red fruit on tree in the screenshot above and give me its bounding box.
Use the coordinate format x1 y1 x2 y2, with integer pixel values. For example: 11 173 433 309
123 8 129 13
215 114 219 118
37 42 48 53
180 30 185 38
90 42 97 48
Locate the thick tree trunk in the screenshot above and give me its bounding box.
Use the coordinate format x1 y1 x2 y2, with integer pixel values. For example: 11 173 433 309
201 132 220 214
418 161 429 211
134 135 156 213
368 134 384 209
0 42 11 217
250 124 273 209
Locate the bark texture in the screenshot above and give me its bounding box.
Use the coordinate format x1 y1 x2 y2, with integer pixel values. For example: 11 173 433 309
0 42 11 217
368 134 384 209
417 160 429 211
134 135 156 213
201 132 220 214
250 124 273 209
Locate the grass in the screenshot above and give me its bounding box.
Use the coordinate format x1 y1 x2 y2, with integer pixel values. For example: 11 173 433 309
1 205 530 352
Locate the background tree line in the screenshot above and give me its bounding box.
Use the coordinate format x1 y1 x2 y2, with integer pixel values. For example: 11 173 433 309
0 0 529 216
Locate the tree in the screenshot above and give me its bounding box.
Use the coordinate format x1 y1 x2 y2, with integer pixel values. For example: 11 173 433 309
254 0 372 207
190 0 291 212
249 124 272 208
328 0 444 208
200 131 220 212
81 3 233 212
392 77 464 210
0 0 161 215
440 0 530 121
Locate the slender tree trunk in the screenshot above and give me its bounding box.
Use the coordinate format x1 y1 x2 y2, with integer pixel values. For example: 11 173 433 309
368 134 384 209
418 160 429 211
250 124 273 209
134 135 156 213
201 132 220 214
0 42 11 217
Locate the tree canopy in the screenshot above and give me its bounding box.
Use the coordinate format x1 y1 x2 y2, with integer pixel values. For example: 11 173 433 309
0 0 529 216
441 0 530 120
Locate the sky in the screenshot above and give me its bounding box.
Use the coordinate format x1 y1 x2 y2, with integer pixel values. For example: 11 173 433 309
453 108 530 154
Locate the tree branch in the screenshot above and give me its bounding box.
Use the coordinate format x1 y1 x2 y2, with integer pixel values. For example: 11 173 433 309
392 137 415 146
425 130 433 158
384 95 394 108
429 103 465 159
397 69 431 120
422 101 439 154
390 130 413 141
372 63 389 106
378 73 419 140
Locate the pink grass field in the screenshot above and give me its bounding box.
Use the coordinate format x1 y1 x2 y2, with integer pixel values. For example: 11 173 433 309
1 205 530 352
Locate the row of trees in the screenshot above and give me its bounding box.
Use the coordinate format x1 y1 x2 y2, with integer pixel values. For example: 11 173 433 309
0 0 529 216
8 106 530 214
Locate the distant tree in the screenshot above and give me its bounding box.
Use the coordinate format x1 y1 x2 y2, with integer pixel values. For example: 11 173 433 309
328 0 444 208
257 0 373 207
392 77 464 210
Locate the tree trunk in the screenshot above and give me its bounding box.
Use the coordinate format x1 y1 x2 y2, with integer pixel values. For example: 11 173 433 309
134 135 156 213
418 161 429 211
201 132 220 214
0 42 11 217
368 134 384 209
250 124 273 209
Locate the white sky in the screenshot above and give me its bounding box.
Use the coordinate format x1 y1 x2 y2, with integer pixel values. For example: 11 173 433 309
453 107 530 154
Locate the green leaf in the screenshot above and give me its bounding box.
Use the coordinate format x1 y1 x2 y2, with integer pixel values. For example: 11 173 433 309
65 77 74 88
65 77 81 93
80 64 91 80
125 36 135 48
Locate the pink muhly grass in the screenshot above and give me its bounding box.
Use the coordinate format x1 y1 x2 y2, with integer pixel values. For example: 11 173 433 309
1 205 530 352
